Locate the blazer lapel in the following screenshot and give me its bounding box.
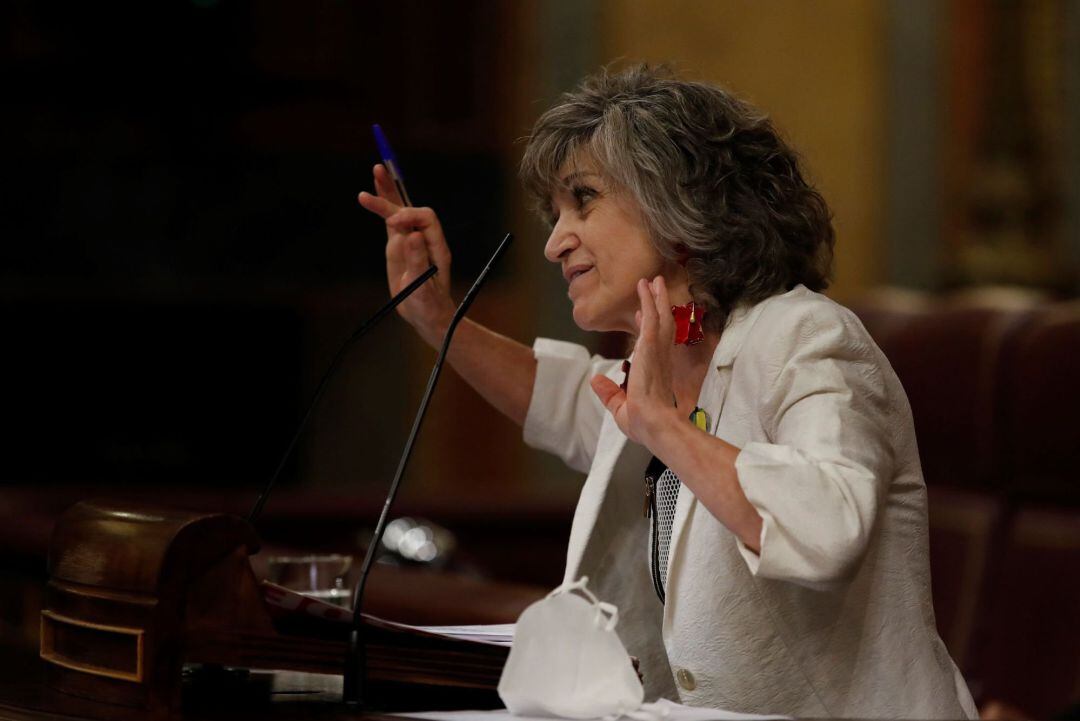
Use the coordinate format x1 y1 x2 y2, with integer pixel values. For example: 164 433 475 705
664 298 771 592
563 412 629 581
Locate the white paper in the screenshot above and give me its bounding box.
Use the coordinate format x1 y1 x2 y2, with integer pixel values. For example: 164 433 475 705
394 698 790 721
368 619 514 647
407 623 515 647
262 582 514 647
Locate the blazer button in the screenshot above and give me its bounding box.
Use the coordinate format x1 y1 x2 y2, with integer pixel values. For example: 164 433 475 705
676 667 696 691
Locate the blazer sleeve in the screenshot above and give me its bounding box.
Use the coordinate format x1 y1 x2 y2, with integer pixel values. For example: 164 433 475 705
732 302 897 585
522 338 624 474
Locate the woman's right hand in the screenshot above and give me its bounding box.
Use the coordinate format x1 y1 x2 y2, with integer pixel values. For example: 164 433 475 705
358 164 455 348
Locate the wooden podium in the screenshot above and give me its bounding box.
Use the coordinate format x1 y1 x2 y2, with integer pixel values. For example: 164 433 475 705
38 500 508 719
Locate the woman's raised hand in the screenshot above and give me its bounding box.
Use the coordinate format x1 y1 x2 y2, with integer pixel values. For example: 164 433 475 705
358 164 455 348
590 276 682 446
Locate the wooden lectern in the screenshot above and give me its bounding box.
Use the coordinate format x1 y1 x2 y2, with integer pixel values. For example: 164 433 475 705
39 500 508 719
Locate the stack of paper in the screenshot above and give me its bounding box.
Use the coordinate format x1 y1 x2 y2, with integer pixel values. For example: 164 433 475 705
401 623 515 647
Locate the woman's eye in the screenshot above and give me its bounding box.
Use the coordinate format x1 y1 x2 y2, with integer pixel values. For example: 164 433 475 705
572 186 597 210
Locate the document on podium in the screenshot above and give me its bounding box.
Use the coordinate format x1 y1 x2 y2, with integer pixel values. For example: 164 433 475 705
395 698 790 721
404 622 515 647
262 580 514 645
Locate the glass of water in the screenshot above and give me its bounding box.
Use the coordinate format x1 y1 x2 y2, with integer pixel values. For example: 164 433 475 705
266 554 354 607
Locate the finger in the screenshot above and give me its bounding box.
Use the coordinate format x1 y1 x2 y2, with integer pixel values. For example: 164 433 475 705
387 207 451 271
404 231 429 278
358 191 399 219
385 234 407 291
590 375 626 416
652 276 675 341
637 279 659 338
651 275 668 307
386 206 437 231
373 163 405 206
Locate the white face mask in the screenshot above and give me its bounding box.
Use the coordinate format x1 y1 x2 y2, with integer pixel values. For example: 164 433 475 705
498 577 645 719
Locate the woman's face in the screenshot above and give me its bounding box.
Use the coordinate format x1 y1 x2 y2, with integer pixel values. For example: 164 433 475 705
544 165 672 334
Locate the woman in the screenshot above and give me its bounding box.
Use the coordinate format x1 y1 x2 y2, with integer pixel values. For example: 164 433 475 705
359 66 976 718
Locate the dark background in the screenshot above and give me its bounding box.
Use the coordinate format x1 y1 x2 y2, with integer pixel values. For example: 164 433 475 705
1 0 515 490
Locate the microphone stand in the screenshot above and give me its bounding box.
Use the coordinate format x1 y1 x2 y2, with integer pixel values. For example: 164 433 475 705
247 264 438 524
343 232 513 709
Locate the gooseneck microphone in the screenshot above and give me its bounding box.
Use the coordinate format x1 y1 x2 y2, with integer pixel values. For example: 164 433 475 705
343 232 514 708
247 264 438 524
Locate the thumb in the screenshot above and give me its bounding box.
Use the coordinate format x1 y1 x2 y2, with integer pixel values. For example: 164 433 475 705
591 375 625 415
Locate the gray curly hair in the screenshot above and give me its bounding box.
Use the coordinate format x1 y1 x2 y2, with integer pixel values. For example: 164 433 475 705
520 64 835 331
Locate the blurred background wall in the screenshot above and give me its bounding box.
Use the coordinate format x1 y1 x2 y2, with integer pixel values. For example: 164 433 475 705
1 0 1079 712
4 0 1076 500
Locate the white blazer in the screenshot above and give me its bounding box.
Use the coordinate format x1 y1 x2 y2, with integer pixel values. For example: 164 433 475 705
523 286 977 719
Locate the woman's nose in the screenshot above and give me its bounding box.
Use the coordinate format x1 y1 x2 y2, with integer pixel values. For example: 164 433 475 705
543 219 578 264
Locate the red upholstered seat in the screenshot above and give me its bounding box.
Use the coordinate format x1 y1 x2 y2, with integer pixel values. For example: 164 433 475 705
850 289 1038 491
974 506 1080 717
925 485 1004 672
998 302 1080 503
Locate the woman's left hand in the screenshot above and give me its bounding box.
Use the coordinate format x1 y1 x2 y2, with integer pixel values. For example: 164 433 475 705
591 276 682 447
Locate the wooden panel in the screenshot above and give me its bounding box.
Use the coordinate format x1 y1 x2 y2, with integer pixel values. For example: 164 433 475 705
40 611 144 684
47 501 258 595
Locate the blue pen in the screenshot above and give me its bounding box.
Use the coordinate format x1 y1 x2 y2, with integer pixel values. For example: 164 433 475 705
372 124 413 207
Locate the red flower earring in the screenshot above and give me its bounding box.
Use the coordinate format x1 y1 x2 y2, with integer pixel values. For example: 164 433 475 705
671 302 705 345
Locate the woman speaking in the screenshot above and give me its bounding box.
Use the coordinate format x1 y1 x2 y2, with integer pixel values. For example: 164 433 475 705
359 65 976 719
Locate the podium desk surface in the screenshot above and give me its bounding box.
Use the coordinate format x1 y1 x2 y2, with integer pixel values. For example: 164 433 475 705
0 647 981 721
0 646 418 721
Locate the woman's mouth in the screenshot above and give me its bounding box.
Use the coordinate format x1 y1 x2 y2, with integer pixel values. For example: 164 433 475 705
565 265 593 286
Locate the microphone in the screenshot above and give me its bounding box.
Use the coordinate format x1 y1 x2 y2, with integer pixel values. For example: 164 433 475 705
247 264 438 524
343 232 514 708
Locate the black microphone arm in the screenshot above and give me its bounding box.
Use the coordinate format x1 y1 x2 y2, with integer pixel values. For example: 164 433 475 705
343 232 514 708
247 264 438 524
